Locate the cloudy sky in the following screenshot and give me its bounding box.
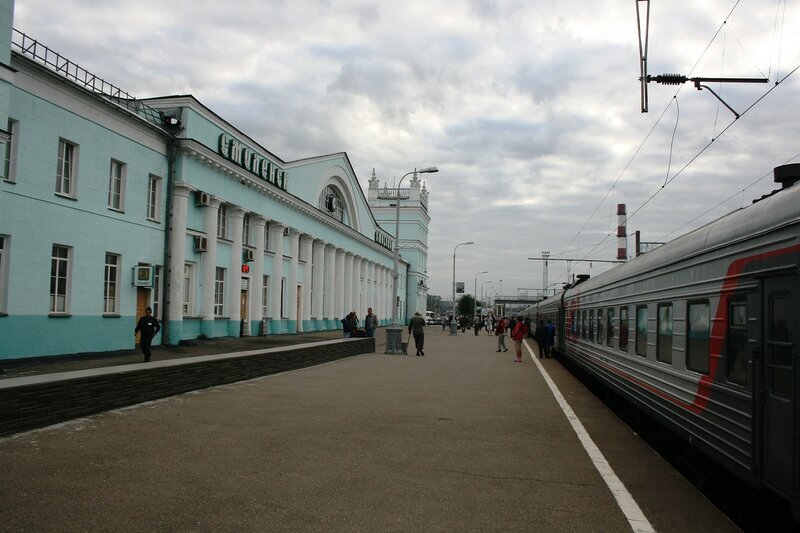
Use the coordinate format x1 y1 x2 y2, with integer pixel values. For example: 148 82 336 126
13 0 800 302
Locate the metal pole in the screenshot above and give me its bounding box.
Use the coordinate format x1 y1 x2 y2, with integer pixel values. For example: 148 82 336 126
450 241 474 335
386 167 438 354
474 271 487 319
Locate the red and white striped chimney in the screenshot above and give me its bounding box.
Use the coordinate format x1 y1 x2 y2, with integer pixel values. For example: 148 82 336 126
617 203 627 262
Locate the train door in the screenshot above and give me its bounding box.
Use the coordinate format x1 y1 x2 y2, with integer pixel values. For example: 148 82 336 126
135 289 149 345
760 276 797 496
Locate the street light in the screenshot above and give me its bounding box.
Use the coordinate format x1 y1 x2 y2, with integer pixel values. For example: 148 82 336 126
473 271 488 319
450 241 474 335
481 280 493 312
385 166 439 354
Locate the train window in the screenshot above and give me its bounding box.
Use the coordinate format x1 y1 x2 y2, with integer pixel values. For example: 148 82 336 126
597 309 604 344
619 307 629 352
606 308 614 347
570 311 577 336
582 310 588 340
768 295 792 398
589 309 595 342
657 303 673 364
636 305 648 356
687 301 710 375
726 300 748 385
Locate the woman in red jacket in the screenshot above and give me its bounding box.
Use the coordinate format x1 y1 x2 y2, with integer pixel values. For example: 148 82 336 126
510 316 529 363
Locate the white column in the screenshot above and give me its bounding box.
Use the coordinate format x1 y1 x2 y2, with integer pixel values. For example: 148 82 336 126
351 255 361 316
368 261 376 312
287 229 300 332
269 222 286 321
227 207 245 334
200 197 221 328
250 216 267 329
312 240 326 321
323 244 336 320
166 183 191 345
344 252 354 315
301 235 314 327
378 266 386 322
335 248 345 318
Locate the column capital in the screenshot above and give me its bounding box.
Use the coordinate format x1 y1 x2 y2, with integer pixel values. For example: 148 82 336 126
252 215 268 227
173 182 193 197
230 206 247 218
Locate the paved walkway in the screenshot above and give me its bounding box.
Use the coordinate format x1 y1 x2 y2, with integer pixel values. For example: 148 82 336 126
0 328 737 532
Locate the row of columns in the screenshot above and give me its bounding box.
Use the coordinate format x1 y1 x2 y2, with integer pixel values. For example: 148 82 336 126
165 183 396 344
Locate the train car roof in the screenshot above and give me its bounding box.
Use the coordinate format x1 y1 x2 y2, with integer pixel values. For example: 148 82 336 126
566 180 800 297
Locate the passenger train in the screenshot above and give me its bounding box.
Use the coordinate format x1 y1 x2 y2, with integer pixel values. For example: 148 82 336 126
525 163 800 518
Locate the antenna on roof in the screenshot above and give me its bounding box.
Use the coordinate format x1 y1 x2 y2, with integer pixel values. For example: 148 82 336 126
636 0 768 117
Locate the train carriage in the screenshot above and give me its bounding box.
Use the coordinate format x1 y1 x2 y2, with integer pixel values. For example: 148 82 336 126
527 164 800 517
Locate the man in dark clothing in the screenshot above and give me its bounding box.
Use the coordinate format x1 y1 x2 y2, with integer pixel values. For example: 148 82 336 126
408 311 426 356
364 307 378 337
135 306 160 362
545 319 556 357
534 320 548 359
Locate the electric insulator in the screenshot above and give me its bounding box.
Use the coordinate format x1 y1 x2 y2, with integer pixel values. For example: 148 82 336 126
649 73 688 85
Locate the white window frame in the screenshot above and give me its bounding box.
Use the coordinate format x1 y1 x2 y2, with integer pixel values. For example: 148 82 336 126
264 222 270 251
217 204 228 239
242 213 251 246
103 253 121 314
183 262 195 317
152 265 162 318
214 267 226 316
107 159 126 211
50 244 72 314
0 235 8 313
56 139 79 197
2 119 18 183
146 175 162 222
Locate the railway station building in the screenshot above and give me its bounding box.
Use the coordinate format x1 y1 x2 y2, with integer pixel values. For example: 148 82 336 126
0 1 431 360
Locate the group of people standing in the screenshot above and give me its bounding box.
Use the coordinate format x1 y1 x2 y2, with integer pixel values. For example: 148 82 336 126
341 307 379 338
492 316 555 362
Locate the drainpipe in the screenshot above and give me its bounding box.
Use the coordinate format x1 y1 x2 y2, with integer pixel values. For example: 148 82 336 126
159 140 177 345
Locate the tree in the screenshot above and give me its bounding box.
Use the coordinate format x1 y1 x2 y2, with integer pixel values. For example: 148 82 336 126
456 294 475 317
426 294 442 314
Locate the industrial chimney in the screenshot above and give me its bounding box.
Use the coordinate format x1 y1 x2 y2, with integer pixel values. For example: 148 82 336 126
617 204 627 262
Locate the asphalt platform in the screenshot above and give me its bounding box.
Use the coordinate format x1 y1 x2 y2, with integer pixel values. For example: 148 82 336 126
0 327 737 532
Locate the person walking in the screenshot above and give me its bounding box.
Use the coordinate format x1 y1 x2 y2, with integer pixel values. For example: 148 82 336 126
408 311 426 356
341 312 353 338
534 320 548 359
473 316 481 336
495 316 508 352
510 315 529 363
134 306 160 363
364 307 378 337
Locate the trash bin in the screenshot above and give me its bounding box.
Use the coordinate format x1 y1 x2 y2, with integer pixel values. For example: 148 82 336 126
401 341 408 355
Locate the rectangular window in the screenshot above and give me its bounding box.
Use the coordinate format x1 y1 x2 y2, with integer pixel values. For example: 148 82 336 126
2 119 18 182
597 309 604 344
688 301 711 375
606 308 614 347
589 309 595 342
56 139 78 196
619 306 629 352
242 213 251 245
214 267 226 316
0 235 7 313
725 301 747 382
147 175 161 221
103 253 120 314
50 245 71 313
182 263 195 316
657 303 673 364
107 160 126 211
280 277 287 318
581 310 587 340
262 275 269 317
217 204 228 239
264 222 270 251
636 305 648 356
768 295 792 398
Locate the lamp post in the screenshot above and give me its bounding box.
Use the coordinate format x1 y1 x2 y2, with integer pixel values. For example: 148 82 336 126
473 271 487 319
385 166 438 354
450 241 474 335
481 280 493 313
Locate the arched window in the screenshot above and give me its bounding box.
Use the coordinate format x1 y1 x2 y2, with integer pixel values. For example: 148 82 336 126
319 185 346 224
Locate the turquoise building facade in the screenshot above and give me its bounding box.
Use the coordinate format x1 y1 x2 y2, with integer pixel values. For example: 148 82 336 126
0 0 423 360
